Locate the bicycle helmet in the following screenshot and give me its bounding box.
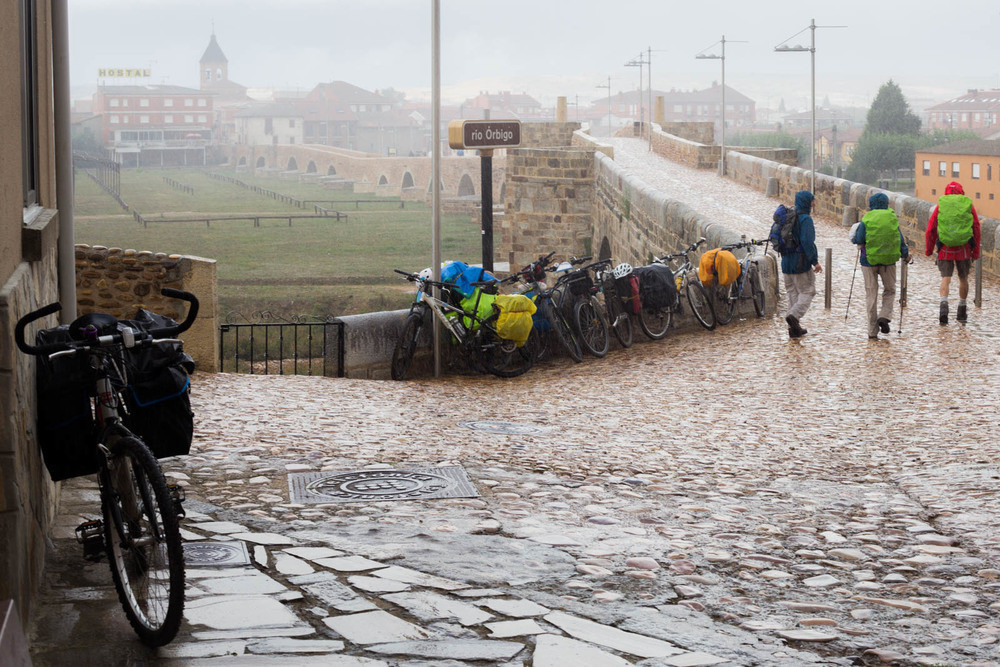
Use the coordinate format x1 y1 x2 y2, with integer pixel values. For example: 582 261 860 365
554 261 573 273
418 267 433 280
613 262 633 279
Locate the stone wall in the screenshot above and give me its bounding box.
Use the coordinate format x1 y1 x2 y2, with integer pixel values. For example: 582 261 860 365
0 235 60 626
520 122 582 150
499 148 596 269
74 245 220 372
724 152 1000 279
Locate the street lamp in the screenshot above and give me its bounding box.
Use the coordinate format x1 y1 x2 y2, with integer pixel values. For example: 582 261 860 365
625 52 649 134
774 18 845 192
696 35 746 176
596 77 611 136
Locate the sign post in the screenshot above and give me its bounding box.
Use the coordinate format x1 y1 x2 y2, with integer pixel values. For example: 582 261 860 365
448 120 521 272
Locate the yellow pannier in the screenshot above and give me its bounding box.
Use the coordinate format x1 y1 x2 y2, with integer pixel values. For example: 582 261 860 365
493 294 536 347
698 248 741 287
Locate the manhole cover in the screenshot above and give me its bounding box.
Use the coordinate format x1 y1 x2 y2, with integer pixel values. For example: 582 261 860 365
184 541 251 567
459 420 552 435
288 466 480 504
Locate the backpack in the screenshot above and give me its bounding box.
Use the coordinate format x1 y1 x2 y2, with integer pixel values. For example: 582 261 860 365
862 209 901 265
936 194 974 247
698 249 742 287
768 204 801 256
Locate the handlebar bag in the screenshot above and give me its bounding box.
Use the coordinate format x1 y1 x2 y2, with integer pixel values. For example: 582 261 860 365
34 325 100 481
699 249 741 287
120 310 195 460
633 264 677 311
494 294 537 346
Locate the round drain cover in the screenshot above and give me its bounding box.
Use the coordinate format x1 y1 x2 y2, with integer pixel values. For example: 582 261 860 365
306 470 453 501
459 420 551 435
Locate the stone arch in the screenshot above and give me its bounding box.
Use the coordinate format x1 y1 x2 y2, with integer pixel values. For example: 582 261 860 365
401 171 415 189
306 160 317 173
256 156 266 168
457 173 475 197
238 156 247 166
598 237 612 261
378 174 389 186
327 165 336 175
287 156 299 171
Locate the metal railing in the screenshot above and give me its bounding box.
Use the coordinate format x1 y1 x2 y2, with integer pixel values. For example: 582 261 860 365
219 312 345 377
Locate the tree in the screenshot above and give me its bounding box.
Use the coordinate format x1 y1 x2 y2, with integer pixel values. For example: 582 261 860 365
862 79 921 137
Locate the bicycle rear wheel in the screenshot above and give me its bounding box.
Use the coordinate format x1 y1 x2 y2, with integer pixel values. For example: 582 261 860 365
476 332 534 378
391 309 423 381
685 275 717 330
638 306 671 340
749 264 766 316
715 282 738 326
101 436 184 647
574 297 610 357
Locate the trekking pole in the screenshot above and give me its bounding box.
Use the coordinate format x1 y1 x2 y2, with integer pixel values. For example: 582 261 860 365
845 246 860 321
899 246 911 334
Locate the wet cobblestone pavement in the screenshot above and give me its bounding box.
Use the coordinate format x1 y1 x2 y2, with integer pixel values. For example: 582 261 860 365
29 139 1000 665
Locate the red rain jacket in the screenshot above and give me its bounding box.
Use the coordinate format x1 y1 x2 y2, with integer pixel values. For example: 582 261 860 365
925 181 980 261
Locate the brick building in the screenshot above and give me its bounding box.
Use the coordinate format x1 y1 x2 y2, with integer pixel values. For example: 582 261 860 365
595 84 755 134
92 84 215 166
925 89 1000 132
915 139 1000 217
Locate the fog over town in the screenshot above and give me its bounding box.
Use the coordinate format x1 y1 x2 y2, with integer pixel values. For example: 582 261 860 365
71 0 1000 114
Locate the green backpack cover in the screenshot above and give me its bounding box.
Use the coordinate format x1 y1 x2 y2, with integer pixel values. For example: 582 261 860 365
863 209 901 265
937 194 974 247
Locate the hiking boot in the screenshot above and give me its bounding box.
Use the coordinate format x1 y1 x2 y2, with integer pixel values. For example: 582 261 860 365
957 304 967 322
786 314 806 338
877 317 890 334
939 302 948 325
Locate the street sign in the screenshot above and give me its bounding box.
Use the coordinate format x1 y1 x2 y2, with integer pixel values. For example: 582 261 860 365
448 120 521 150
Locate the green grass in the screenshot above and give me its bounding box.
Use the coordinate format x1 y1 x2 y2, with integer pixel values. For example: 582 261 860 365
74 168 481 315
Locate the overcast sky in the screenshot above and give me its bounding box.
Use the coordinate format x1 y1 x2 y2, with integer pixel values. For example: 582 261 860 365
70 0 1000 113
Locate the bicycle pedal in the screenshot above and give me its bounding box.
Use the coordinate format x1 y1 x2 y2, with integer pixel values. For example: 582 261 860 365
167 483 187 519
76 519 105 561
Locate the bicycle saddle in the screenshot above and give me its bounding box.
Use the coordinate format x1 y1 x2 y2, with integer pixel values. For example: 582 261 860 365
69 312 119 340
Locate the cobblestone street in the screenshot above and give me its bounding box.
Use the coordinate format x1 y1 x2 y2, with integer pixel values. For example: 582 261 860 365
29 139 1000 665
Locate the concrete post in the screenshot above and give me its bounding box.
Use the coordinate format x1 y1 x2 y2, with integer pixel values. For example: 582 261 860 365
824 247 832 309
765 177 779 198
654 96 665 125
556 97 567 123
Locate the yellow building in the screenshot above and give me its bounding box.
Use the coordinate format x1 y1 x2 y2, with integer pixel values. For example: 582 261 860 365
914 140 1000 218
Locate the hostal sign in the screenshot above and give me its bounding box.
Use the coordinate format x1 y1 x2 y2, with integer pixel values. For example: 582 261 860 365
448 120 521 150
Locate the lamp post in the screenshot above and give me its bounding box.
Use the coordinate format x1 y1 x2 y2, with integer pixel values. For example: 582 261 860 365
596 77 611 136
775 19 845 192
625 52 649 135
696 35 746 176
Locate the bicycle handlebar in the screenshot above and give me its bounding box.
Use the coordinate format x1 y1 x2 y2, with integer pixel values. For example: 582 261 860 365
14 289 199 357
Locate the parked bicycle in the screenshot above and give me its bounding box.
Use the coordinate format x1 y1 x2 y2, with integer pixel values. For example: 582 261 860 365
552 256 611 358
592 259 635 348
512 252 584 363
712 237 767 325
638 237 717 337
14 288 198 647
390 269 533 380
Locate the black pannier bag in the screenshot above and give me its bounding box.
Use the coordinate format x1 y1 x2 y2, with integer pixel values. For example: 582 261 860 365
35 325 100 481
120 310 195 461
633 264 678 311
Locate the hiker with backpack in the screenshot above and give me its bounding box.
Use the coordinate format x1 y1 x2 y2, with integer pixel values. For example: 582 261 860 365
850 193 911 339
772 190 822 338
925 181 980 324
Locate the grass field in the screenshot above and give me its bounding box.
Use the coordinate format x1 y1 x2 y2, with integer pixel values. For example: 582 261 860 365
74 168 481 317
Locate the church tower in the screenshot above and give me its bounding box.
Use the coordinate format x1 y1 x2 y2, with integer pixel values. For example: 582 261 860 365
199 32 228 90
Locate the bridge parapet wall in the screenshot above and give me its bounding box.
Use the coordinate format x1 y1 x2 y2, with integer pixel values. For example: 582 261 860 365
725 151 1000 279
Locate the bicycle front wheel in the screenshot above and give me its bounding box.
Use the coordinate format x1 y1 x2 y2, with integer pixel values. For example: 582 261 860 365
540 299 583 362
101 436 185 647
685 275 717 330
391 310 423 381
574 297 610 358
749 264 766 317
715 282 737 326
